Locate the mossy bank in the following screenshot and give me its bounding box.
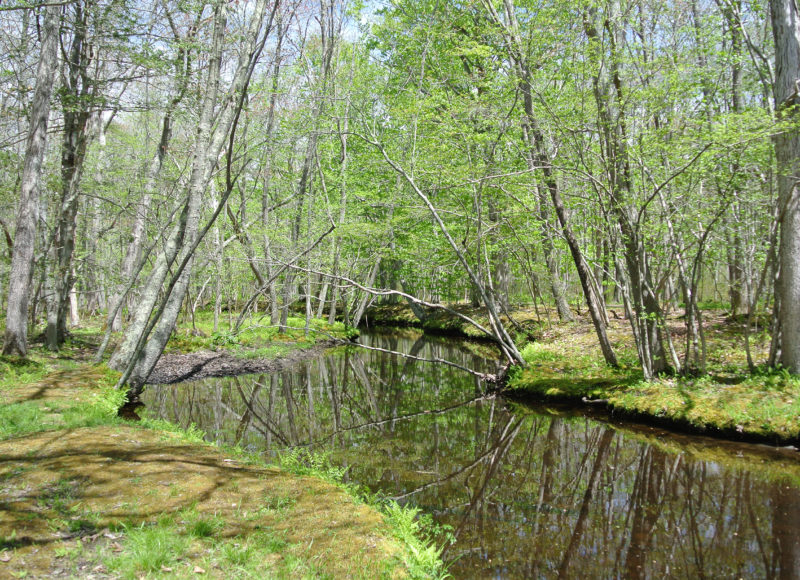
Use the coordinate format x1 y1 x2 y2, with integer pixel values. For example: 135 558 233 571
504 311 800 446
0 320 447 579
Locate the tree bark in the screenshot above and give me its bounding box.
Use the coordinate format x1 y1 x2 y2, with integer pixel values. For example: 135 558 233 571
47 0 94 350
479 0 620 367
584 4 668 377
111 0 277 394
770 0 800 373
3 4 60 357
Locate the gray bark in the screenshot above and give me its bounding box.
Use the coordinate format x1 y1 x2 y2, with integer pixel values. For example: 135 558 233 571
106 12 197 333
584 4 667 378
111 0 276 393
771 0 800 373
262 15 284 326
3 5 60 357
47 1 94 350
281 3 337 332
480 0 617 365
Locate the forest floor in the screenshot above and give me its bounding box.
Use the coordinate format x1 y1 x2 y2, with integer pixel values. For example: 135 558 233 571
0 318 441 579
366 302 800 446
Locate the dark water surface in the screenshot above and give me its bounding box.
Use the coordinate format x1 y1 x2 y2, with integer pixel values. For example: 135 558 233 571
142 330 800 579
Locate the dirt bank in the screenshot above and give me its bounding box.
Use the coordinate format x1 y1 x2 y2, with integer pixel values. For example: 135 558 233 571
146 339 347 384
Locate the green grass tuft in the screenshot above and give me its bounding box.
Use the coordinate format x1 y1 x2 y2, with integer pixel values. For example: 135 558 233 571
105 521 190 578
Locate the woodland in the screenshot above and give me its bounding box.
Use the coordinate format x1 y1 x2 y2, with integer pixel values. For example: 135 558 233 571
2 0 800 394
5 1 800 576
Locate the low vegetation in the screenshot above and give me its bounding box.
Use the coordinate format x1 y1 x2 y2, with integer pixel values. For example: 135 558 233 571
505 309 800 443
0 320 449 579
165 312 359 355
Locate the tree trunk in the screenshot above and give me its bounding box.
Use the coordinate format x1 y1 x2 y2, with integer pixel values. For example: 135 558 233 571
111 0 276 395
3 5 60 357
771 0 800 373
478 0 620 366
46 1 94 350
584 5 667 377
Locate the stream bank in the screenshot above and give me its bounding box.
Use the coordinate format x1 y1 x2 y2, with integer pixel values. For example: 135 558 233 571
141 328 800 578
0 322 445 578
364 303 800 446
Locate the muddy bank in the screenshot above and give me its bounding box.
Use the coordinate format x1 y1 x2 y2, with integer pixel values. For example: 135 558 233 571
147 338 348 384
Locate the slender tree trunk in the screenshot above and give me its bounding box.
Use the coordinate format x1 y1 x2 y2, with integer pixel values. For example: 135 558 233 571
479 0 620 366
584 5 667 377
47 0 94 350
328 48 356 324
261 15 284 326
111 0 276 394
108 118 165 332
3 5 60 357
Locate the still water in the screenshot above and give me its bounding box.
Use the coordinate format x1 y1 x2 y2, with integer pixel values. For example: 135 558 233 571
142 330 800 578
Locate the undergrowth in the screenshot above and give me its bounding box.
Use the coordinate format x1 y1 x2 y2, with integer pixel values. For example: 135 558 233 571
277 448 453 579
167 314 357 354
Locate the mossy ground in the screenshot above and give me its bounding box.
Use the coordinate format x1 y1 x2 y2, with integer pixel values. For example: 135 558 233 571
505 308 800 443
164 311 358 357
0 317 443 579
0 424 401 578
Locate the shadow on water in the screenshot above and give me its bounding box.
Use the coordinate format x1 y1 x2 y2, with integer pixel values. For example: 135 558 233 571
142 330 800 579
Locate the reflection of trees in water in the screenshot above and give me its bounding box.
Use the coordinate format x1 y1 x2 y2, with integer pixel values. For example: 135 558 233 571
141 333 800 579
772 481 800 579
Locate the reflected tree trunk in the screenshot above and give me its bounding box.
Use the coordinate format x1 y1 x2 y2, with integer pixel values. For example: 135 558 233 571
772 481 800 579
557 428 614 577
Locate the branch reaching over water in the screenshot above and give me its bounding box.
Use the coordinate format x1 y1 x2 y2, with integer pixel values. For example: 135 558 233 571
344 341 504 382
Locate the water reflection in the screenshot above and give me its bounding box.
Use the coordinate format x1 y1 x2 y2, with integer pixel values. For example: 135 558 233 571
142 330 800 579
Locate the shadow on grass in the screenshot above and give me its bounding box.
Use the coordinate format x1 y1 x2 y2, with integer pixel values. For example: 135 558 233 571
0 425 401 577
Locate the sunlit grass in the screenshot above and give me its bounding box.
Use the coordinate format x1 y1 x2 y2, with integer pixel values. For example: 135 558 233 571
166 312 357 355
105 519 190 578
0 335 444 578
506 310 799 441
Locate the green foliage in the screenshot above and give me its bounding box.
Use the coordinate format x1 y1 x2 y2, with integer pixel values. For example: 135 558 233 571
0 356 48 390
381 501 454 580
278 448 348 484
0 370 125 440
211 330 240 346
509 316 800 441
105 520 190 578
138 418 208 444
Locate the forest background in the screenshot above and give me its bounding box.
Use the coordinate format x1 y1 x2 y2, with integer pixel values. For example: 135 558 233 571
2 0 800 394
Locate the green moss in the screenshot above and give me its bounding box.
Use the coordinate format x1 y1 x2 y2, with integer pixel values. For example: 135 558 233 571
510 338 641 399
1 348 445 578
166 313 356 357
607 374 800 440
506 313 799 442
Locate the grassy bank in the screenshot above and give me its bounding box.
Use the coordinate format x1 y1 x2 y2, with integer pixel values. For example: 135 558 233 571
0 320 448 579
165 311 359 357
505 312 800 445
